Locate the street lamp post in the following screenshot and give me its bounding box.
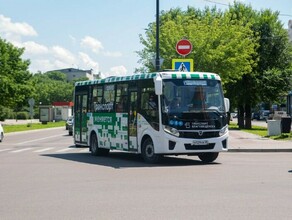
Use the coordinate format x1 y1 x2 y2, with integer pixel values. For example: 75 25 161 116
155 0 160 71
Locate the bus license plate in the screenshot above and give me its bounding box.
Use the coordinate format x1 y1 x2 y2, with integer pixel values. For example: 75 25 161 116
192 140 208 145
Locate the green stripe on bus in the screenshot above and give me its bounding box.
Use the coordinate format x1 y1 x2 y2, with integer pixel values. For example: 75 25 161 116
190 74 200 79
75 72 221 87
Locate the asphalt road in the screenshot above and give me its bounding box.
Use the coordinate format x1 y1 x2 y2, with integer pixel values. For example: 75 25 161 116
1 128 292 220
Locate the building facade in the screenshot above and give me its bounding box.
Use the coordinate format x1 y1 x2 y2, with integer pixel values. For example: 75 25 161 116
49 68 97 81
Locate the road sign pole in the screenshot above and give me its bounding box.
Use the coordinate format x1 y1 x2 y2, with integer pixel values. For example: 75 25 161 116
155 0 160 71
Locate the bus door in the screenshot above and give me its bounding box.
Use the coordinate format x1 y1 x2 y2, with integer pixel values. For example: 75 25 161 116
74 92 88 145
129 89 138 151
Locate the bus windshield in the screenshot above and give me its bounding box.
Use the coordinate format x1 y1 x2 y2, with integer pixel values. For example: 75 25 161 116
162 79 225 114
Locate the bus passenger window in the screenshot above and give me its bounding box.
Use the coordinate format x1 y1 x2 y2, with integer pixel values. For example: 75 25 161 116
116 96 127 112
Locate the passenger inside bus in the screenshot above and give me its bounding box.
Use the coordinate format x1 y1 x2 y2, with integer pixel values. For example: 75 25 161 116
148 93 158 110
191 87 205 109
116 96 128 112
169 97 180 111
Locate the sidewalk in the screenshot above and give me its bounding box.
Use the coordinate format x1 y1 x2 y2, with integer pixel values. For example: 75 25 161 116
228 130 292 152
1 119 40 125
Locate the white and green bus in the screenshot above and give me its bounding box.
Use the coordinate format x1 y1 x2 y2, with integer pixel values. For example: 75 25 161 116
73 71 230 163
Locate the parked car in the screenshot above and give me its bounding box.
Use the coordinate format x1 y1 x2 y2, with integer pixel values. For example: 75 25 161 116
65 116 74 130
0 123 4 142
252 112 260 120
260 110 272 122
68 118 74 136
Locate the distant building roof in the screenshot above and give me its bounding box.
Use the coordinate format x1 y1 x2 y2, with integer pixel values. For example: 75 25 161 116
48 68 95 81
53 68 93 74
52 101 74 107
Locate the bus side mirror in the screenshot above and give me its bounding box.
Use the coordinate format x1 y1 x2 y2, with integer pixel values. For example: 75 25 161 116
224 98 230 112
154 74 163 95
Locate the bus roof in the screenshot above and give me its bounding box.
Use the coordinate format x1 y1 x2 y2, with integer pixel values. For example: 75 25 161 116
75 71 221 86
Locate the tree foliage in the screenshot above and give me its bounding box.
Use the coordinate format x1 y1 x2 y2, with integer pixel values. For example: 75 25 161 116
137 4 292 128
226 2 292 128
29 71 75 105
0 38 91 121
0 37 32 113
138 6 258 87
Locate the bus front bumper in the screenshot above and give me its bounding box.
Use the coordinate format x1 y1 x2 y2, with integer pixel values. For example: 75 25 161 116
154 132 228 155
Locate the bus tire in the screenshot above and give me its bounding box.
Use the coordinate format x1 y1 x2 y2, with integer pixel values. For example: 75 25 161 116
90 133 109 156
141 137 161 163
198 152 219 163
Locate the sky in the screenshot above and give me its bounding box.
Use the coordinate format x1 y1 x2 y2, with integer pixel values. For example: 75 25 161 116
0 0 291 78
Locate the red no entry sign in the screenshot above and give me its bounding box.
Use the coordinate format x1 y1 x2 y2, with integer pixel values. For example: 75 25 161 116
176 39 192 56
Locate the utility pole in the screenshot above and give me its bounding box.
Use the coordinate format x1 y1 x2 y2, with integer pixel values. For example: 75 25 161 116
155 0 160 71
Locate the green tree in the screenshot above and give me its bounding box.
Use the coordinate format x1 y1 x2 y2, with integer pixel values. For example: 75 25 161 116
138 4 292 129
138 6 258 88
0 37 33 119
29 71 75 105
227 3 292 128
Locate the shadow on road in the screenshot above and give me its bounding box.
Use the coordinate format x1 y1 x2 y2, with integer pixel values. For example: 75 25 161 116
41 150 220 169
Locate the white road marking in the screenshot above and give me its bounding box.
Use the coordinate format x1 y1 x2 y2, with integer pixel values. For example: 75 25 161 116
56 148 74 152
78 148 89 153
11 148 33 153
15 134 62 145
1 147 87 154
34 147 55 153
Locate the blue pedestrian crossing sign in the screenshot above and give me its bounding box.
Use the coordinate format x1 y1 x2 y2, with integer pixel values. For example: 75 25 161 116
172 59 194 72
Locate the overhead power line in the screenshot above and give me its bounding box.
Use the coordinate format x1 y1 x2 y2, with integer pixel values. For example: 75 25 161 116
203 0 292 18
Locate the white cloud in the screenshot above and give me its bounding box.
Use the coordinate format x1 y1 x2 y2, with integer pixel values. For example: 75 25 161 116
0 14 37 40
53 59 73 70
22 46 78 72
23 41 49 55
78 52 99 72
51 46 76 65
0 15 126 75
101 65 128 78
81 36 103 54
31 59 55 72
103 51 123 57
69 35 77 45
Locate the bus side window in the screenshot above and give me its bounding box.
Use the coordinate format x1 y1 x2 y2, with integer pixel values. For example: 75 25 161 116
116 96 128 112
115 84 128 112
141 92 158 123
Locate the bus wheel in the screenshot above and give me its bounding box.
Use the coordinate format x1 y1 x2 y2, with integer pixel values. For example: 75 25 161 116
90 133 109 156
198 152 219 163
141 138 161 163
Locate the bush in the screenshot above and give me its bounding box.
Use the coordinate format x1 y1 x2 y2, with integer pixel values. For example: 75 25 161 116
34 110 40 119
0 106 14 121
16 112 29 120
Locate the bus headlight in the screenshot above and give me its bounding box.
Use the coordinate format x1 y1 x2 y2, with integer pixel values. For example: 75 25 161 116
164 126 180 137
219 125 228 136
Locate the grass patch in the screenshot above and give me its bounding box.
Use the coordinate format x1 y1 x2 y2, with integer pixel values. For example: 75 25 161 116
270 133 292 140
229 122 292 140
3 121 65 133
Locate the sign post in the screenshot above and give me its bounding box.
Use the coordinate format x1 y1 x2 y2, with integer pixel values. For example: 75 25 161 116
172 59 194 72
173 39 193 72
28 98 35 119
176 39 192 57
